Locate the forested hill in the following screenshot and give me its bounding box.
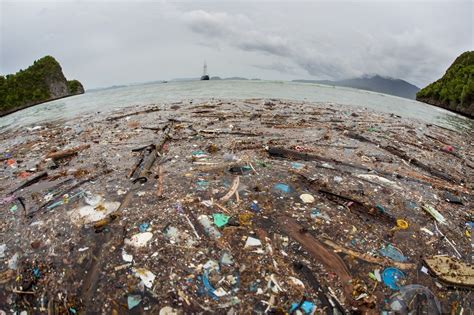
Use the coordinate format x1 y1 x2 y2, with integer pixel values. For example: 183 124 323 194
0 56 84 116
416 51 473 117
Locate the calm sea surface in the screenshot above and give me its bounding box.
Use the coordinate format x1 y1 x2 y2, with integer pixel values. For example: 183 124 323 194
0 80 472 132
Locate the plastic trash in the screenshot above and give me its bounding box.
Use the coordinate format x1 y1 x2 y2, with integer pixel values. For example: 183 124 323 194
198 215 222 239
289 301 316 314
7 253 19 270
192 150 208 159
244 236 262 248
220 252 234 266
139 222 150 232
164 226 181 243
70 200 120 225
196 179 209 191
395 219 409 230
122 250 133 262
300 193 315 204
379 244 407 262
0 195 16 205
273 183 292 193
133 268 155 288
125 232 153 247
127 295 142 309
0 244 6 258
250 201 260 213
421 204 447 225
213 213 230 228
239 212 253 226
223 153 239 162
200 269 219 300
290 162 304 170
310 209 331 221
159 306 178 315
382 267 405 290
229 165 252 175
389 284 441 314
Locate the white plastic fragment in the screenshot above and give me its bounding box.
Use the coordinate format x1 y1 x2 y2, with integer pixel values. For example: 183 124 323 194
125 232 153 248
356 174 402 190
159 306 178 315
70 201 120 225
133 268 155 288
122 250 133 262
374 269 382 282
244 236 262 248
299 193 315 204
213 287 228 297
84 193 103 206
0 244 6 258
421 228 434 236
8 253 19 270
288 276 305 288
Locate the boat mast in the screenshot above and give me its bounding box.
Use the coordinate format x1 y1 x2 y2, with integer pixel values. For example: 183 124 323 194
203 61 208 76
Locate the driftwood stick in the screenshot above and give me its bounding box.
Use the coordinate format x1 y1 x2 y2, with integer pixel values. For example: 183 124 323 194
199 129 261 137
220 176 240 203
156 165 164 197
345 132 458 184
275 216 353 301
46 144 90 160
323 239 415 270
106 106 160 121
11 171 48 194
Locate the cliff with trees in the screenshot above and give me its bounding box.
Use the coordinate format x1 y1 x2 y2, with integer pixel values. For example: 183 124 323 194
0 56 84 116
416 51 473 117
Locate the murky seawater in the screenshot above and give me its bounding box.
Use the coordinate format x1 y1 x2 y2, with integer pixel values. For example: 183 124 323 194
0 80 472 132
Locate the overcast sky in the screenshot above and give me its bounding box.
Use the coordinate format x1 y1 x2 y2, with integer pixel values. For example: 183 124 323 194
1 0 472 89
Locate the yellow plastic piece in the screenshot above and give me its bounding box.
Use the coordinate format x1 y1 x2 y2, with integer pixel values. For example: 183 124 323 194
396 219 409 229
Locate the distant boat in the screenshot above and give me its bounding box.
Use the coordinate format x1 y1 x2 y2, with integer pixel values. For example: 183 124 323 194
201 62 209 80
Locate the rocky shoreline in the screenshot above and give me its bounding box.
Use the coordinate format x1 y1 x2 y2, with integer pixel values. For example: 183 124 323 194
0 99 472 313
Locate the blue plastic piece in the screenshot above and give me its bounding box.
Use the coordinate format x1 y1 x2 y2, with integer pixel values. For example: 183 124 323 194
382 267 405 290
273 183 292 193
250 202 260 213
33 267 41 278
291 162 304 170
139 222 150 232
201 269 219 300
196 179 209 191
127 295 141 309
289 301 316 314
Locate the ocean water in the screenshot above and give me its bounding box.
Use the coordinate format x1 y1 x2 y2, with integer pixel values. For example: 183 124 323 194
0 80 472 132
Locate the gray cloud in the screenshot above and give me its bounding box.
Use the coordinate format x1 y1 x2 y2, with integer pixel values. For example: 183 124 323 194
1 0 472 88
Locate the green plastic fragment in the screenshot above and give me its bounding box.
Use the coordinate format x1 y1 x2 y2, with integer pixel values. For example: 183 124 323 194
213 213 230 228
421 204 447 225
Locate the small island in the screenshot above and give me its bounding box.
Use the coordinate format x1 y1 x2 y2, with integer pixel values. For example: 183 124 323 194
417 51 473 117
0 56 84 117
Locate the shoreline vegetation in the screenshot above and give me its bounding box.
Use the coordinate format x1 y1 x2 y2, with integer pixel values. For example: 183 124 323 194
0 99 472 313
416 51 474 118
0 56 84 117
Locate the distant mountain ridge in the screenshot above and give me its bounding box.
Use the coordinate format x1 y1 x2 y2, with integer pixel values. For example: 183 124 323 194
416 51 473 117
0 56 84 117
293 75 420 99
